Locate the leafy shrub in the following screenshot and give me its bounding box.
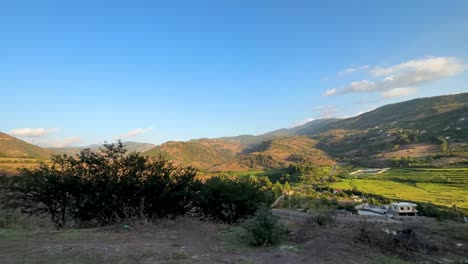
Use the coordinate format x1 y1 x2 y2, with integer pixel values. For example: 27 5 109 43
310 213 335 226
195 176 272 224
242 207 286 246
416 202 463 220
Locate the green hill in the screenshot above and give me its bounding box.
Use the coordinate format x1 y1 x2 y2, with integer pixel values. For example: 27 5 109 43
0 132 52 159
143 139 244 170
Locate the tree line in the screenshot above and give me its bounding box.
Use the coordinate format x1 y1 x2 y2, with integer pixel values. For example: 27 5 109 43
0 142 276 228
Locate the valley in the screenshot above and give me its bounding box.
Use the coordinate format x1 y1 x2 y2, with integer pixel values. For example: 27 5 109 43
1 93 468 215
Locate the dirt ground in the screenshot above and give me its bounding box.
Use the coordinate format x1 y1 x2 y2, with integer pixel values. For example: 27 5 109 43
0 217 467 264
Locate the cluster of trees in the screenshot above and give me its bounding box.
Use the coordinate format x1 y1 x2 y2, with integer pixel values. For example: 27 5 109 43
394 129 419 145
267 164 330 184
239 153 276 168
0 143 274 228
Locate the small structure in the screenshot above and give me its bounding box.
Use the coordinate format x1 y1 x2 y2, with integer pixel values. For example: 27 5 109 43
349 168 390 175
391 202 417 216
333 188 342 194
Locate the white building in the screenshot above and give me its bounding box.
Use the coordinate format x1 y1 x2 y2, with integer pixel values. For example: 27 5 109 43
391 202 417 216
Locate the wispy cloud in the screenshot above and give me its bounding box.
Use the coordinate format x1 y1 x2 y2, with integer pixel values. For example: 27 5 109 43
9 128 58 137
325 56 466 97
381 87 417 98
314 105 339 118
114 128 151 140
338 65 369 76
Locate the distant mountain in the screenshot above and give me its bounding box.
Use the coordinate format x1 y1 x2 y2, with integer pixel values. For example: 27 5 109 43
49 141 156 155
0 132 52 159
143 93 468 168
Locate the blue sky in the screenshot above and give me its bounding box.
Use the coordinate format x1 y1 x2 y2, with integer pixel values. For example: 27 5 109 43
2 0 468 147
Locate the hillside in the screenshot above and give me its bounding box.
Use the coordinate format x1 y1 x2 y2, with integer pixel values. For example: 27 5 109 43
0 132 51 159
268 93 468 140
143 136 334 171
143 139 244 170
310 94 468 165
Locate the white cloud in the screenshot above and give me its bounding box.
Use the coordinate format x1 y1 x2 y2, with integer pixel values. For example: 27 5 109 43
9 128 58 137
327 56 466 97
324 88 337 96
115 128 151 140
381 87 417 98
370 57 464 78
42 137 83 148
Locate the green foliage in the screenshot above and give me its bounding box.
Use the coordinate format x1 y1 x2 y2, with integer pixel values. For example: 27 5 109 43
2 142 198 228
242 207 286 246
271 181 283 198
283 181 291 194
195 176 273 224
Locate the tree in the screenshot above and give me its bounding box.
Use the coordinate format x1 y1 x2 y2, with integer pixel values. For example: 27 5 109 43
283 181 291 195
271 181 283 198
439 137 448 153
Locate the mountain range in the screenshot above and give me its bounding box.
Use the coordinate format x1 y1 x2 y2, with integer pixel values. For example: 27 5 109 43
48 142 156 156
1 93 467 170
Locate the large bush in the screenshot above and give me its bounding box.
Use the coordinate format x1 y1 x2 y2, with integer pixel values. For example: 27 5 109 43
195 176 273 224
242 207 286 246
2 142 198 228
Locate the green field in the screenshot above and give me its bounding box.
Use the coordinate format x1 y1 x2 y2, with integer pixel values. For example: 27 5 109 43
331 168 468 209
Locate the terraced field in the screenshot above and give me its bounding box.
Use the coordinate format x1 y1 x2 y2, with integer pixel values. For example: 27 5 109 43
0 158 46 176
331 168 468 209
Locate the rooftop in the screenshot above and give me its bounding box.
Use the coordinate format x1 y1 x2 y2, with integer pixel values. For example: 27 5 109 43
391 202 417 207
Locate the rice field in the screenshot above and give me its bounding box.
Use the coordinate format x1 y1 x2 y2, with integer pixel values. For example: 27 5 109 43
331 168 468 209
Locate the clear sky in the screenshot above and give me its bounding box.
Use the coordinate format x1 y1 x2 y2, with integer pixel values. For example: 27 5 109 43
2 0 468 147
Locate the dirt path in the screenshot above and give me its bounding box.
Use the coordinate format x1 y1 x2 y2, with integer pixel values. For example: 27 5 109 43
272 208 402 224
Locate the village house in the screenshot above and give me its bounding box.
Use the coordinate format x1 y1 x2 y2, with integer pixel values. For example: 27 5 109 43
355 203 391 217
390 202 418 216
355 202 418 218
